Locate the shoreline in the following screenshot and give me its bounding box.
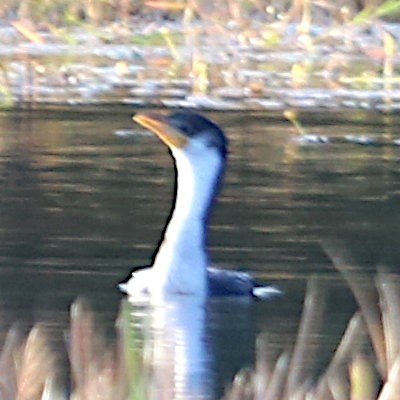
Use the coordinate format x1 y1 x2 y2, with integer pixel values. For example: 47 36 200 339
0 15 399 111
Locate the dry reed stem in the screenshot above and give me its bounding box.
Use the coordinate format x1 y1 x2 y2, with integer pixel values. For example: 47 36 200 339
16 325 57 400
321 239 387 378
68 298 127 400
0 327 22 400
263 352 289 400
69 298 97 395
315 311 367 399
324 370 348 400
286 277 325 397
376 272 400 373
349 353 377 400
2 261 400 400
253 335 274 399
378 353 400 400
224 368 254 400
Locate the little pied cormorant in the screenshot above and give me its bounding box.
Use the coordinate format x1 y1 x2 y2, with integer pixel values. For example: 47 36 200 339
119 111 280 301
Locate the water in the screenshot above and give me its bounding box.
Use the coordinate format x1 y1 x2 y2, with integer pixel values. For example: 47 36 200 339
0 107 399 397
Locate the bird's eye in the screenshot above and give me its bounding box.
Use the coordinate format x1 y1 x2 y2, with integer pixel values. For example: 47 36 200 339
178 124 192 136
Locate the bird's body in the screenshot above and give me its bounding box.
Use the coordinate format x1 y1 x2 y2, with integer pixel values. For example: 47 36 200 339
119 111 280 301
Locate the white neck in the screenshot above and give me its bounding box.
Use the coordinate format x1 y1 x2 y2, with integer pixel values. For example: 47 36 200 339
151 146 223 297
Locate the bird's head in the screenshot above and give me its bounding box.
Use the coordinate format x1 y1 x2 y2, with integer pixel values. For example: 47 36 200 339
133 111 228 160
133 111 228 224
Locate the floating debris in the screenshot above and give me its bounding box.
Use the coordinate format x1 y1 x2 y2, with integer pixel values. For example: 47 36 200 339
114 129 146 138
246 98 285 109
213 87 245 100
292 134 330 145
344 135 377 145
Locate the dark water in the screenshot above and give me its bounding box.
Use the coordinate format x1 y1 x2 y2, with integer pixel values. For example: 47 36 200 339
0 107 399 397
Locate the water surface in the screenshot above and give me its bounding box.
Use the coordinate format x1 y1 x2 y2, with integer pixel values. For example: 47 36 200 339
0 107 399 397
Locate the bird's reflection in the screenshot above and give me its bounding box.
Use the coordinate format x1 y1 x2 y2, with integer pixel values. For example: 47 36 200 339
128 296 213 400
126 295 258 400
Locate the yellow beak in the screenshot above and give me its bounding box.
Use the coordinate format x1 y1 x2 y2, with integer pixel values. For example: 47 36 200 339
133 112 188 149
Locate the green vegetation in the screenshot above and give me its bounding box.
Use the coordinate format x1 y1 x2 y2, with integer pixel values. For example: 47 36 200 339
354 0 400 23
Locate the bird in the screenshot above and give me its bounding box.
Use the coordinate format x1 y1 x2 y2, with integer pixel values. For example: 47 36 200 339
119 111 281 301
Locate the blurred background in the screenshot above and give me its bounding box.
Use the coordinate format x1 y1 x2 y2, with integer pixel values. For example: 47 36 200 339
0 1 400 399
0 0 398 109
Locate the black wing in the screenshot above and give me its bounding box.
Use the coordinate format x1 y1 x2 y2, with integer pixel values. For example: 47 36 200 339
207 267 254 296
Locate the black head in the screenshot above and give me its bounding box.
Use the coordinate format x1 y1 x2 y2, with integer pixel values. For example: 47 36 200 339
166 111 228 157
